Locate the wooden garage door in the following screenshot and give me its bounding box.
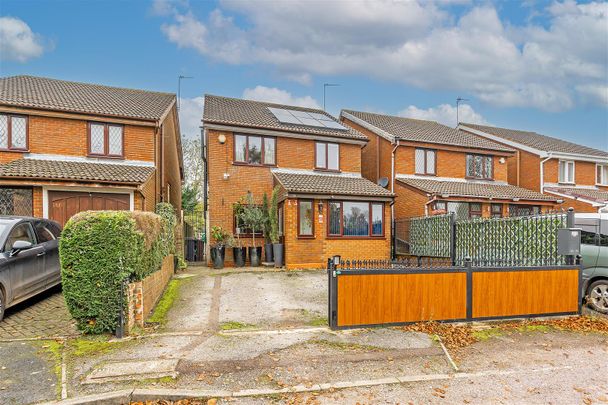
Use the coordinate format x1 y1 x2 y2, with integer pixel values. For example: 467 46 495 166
49 191 130 226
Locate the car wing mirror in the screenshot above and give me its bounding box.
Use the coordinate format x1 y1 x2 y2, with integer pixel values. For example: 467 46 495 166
10 240 33 257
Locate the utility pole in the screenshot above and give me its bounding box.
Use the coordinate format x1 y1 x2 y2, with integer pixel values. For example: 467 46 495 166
323 83 340 111
178 75 194 111
456 97 469 127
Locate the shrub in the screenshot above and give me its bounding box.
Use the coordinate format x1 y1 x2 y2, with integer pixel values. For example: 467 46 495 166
60 207 177 334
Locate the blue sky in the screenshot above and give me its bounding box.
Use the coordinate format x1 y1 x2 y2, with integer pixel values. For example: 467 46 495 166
1 0 607 150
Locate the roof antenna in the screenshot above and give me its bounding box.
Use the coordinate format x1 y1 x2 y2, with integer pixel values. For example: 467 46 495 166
456 97 469 128
323 83 340 111
178 75 194 111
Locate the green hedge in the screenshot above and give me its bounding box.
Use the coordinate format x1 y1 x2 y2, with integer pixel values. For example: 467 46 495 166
60 207 176 334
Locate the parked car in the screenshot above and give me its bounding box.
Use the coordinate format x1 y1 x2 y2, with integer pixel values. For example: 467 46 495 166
576 213 608 314
0 216 62 322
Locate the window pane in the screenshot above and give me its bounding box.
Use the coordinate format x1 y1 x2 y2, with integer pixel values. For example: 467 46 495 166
415 149 425 174
234 135 246 162
299 201 313 236
90 124 105 154
426 150 435 174
263 138 275 165
466 155 474 177
343 202 369 236
327 143 339 170
11 116 27 148
567 162 574 182
316 143 326 168
248 136 262 164
474 156 483 178
329 202 341 235
278 205 283 236
602 166 608 184
559 161 566 182
0 115 7 148
5 223 36 251
108 126 123 155
371 204 383 235
484 157 492 178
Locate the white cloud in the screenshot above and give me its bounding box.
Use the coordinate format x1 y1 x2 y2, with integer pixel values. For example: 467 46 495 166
178 96 204 139
242 86 320 109
0 17 46 62
158 1 608 112
399 104 488 127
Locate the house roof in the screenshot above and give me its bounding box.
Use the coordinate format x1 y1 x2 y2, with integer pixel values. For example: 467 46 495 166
341 110 514 153
203 95 368 142
396 176 557 202
272 170 393 198
461 123 608 158
0 159 155 185
545 187 608 204
0 75 176 121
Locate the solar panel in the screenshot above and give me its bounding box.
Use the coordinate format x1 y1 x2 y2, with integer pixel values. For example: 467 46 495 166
267 107 347 131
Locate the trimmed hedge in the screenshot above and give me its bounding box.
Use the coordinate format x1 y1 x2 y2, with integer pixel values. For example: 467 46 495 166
60 208 176 334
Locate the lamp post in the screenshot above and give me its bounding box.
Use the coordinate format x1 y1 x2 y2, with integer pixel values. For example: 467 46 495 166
323 83 340 111
456 97 469 127
178 75 194 111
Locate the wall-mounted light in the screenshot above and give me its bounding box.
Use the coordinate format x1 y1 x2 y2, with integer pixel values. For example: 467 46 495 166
317 201 324 214
218 134 226 144
499 157 506 164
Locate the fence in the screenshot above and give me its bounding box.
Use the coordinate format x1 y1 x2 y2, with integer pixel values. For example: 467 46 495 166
327 257 582 329
394 210 570 267
183 209 205 262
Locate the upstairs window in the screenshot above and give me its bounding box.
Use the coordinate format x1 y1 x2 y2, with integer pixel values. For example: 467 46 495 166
315 142 339 171
466 154 493 179
597 164 608 185
558 160 575 183
234 134 275 166
0 114 28 151
415 148 436 175
88 122 123 157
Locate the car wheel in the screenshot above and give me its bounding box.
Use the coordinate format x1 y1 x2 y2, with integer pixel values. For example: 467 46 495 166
0 288 4 322
587 280 608 315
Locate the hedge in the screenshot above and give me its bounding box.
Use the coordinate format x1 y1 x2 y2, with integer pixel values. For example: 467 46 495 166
60 207 176 334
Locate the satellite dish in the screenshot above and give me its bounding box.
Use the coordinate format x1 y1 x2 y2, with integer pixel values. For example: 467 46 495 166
377 177 389 188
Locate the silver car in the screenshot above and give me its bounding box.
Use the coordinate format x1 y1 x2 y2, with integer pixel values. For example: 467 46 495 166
576 213 608 314
0 217 62 322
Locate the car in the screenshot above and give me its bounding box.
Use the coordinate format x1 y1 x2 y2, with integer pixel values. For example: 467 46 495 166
575 213 608 314
0 216 62 322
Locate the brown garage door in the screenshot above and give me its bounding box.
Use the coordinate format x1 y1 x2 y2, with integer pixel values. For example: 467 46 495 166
49 191 130 226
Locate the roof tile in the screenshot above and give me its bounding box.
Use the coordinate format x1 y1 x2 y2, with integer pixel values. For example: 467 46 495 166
273 171 393 197
545 187 608 204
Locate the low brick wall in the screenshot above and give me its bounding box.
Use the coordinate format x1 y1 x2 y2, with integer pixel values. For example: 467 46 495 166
126 254 174 332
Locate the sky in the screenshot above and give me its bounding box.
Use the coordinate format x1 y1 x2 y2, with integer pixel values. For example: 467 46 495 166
1 0 607 150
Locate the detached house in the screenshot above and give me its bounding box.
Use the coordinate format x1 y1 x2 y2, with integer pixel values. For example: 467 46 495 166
203 95 393 269
340 110 558 220
0 76 183 226
459 123 608 213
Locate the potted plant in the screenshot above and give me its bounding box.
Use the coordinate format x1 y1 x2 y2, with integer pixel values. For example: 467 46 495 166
210 225 228 269
239 193 264 266
262 192 273 263
232 200 247 267
269 186 283 268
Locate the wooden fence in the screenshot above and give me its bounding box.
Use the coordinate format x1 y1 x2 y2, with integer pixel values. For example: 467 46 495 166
328 260 581 329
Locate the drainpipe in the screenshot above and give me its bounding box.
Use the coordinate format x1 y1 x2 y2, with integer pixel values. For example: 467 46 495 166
424 197 436 216
539 153 552 193
390 140 400 231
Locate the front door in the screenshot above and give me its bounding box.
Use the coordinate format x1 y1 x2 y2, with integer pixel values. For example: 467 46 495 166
4 222 45 302
49 191 130 226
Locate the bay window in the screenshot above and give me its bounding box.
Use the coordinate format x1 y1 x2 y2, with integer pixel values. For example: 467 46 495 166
234 134 276 166
0 114 28 151
466 154 493 179
415 148 436 175
88 122 124 157
315 142 339 171
558 160 575 183
328 201 384 237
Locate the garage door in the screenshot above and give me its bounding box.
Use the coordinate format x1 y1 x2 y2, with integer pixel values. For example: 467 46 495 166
49 191 130 226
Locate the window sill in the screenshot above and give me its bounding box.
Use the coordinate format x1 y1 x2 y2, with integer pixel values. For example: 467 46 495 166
596 183 608 187
414 173 436 177
87 154 125 160
232 162 276 168
0 148 29 153
297 236 315 240
557 182 576 185
314 168 341 173
326 236 386 240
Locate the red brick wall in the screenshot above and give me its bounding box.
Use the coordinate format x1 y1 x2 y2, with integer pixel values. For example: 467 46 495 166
543 158 597 186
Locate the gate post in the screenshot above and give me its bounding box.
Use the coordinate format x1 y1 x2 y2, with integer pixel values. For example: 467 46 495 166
450 213 457 266
465 257 473 321
565 208 575 266
327 258 338 330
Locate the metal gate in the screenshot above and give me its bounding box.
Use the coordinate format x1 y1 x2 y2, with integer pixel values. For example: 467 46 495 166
183 209 205 262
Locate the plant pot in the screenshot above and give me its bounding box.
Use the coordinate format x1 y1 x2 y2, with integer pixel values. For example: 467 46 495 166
232 247 246 267
264 243 273 262
211 246 225 269
273 243 284 268
248 246 262 267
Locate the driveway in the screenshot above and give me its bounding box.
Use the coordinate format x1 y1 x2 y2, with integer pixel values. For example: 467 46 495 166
0 286 78 340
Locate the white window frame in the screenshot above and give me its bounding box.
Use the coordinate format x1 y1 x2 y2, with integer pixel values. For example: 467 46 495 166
597 164 608 186
558 160 575 184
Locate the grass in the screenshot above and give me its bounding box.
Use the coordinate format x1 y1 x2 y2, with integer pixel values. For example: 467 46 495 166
68 335 122 357
36 339 64 398
299 309 328 327
472 328 504 341
310 339 384 352
147 279 182 325
220 321 256 330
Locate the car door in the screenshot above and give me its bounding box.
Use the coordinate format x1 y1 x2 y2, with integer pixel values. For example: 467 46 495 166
34 220 61 288
4 222 45 302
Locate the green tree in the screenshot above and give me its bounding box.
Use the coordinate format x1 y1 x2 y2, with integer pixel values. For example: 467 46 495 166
182 186 198 212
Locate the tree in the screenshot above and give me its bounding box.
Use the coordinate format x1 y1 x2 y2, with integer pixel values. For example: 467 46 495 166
181 137 204 201
182 186 198 212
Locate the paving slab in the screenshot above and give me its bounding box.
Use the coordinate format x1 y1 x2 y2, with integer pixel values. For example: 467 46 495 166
84 359 179 384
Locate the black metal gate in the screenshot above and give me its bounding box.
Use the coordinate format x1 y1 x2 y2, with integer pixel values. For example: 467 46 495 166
184 209 205 262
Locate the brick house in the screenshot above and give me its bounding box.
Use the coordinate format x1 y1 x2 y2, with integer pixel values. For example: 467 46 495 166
203 95 393 269
340 110 558 220
459 123 608 213
0 76 183 226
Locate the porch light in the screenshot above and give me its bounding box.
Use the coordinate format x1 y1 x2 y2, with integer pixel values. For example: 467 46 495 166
318 201 324 214
512 198 520 202
218 134 226 144
332 255 341 266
